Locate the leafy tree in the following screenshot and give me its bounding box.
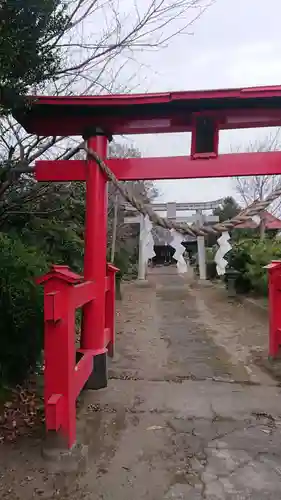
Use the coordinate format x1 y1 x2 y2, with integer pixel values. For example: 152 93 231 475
0 0 68 111
0 233 48 384
213 196 240 222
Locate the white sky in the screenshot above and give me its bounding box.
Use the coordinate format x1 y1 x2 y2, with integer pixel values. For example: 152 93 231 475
115 0 281 203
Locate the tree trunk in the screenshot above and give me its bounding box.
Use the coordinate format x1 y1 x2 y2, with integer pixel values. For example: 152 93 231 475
259 220 266 240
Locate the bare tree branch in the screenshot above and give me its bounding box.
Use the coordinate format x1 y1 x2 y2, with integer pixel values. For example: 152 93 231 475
234 131 281 238
0 0 210 216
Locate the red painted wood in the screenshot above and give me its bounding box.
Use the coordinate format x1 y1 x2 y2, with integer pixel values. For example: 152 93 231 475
37 264 83 284
104 327 111 345
18 108 281 136
46 394 64 431
44 291 62 322
72 281 96 309
38 263 118 448
14 85 281 136
36 160 85 182
107 152 281 180
266 262 281 358
81 136 108 352
19 84 281 110
41 274 76 448
36 152 281 182
105 276 110 292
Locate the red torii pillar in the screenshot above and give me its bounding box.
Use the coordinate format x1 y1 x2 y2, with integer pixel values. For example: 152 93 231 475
82 134 109 389
37 132 110 388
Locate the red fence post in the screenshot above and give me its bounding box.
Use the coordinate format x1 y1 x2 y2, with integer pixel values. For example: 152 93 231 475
265 261 281 359
37 265 83 449
105 263 119 358
81 134 109 389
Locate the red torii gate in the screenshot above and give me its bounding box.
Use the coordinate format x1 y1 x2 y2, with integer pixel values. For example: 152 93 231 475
14 84 281 448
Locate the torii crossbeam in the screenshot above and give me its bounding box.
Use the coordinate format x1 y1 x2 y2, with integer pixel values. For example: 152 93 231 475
13 84 281 448
16 84 281 183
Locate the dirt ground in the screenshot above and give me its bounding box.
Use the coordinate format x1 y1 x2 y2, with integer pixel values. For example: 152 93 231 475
1 266 281 499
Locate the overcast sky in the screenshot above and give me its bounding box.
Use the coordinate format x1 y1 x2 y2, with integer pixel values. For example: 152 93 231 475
118 0 281 205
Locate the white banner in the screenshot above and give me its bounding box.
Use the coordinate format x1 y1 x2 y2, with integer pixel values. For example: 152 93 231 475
215 232 231 276
140 215 156 264
170 229 188 274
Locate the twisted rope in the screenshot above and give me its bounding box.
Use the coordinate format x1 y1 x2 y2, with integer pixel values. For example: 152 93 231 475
84 143 281 237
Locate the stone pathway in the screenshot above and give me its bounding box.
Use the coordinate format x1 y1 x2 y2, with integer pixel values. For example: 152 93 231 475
1 267 281 499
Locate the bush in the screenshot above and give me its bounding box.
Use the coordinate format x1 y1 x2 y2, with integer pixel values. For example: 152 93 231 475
0 234 48 385
227 241 252 293
228 238 281 296
247 239 281 296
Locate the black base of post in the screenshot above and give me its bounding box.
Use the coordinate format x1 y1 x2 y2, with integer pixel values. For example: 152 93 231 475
85 353 108 390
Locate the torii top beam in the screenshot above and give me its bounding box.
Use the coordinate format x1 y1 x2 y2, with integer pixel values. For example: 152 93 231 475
124 200 223 212
13 84 281 182
14 85 281 137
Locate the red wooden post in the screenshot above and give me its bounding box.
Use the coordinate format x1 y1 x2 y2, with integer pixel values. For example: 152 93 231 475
105 263 119 358
81 134 109 389
266 261 281 358
37 265 83 448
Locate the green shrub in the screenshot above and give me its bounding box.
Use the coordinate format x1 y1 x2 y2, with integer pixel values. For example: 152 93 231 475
0 233 48 385
246 239 281 296
228 238 281 296
227 241 252 293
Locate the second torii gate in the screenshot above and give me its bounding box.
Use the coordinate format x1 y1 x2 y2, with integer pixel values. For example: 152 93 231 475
13 84 281 448
124 200 221 280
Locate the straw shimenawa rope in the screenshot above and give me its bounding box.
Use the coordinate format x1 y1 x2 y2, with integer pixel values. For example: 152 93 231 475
84 143 281 237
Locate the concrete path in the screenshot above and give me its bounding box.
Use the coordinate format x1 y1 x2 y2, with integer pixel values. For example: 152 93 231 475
1 267 281 499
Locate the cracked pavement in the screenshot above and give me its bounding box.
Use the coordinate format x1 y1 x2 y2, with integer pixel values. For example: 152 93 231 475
1 266 281 499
